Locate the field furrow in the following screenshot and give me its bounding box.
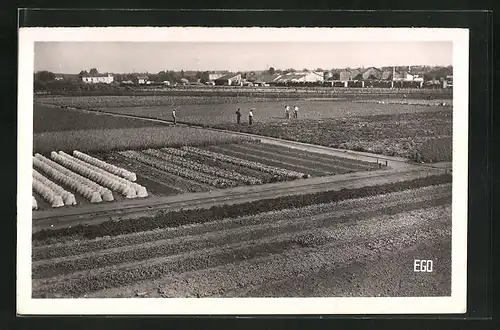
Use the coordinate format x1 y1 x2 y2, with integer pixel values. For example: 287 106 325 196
185 152 275 182
222 142 358 174
106 153 212 193
207 145 324 176
33 202 450 298
32 195 450 279
249 142 379 170
33 183 451 260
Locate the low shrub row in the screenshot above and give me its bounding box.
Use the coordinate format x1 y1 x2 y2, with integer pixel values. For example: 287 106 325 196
33 174 452 242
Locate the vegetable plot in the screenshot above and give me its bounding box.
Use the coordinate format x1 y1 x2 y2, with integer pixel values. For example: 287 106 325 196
56 151 147 198
119 150 237 188
142 149 263 185
50 152 136 199
158 147 188 157
182 147 309 179
73 150 137 182
33 169 77 206
33 154 107 203
32 178 65 208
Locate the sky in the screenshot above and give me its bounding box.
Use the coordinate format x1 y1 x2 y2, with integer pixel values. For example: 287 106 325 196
34 41 452 73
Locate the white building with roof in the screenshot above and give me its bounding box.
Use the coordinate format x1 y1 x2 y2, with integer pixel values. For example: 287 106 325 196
81 73 114 84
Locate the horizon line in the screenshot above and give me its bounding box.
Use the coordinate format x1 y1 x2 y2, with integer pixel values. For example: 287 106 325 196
36 64 453 75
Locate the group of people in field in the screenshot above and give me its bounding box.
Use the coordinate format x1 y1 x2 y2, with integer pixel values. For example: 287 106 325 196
284 105 299 119
235 105 299 126
172 104 299 127
235 108 253 126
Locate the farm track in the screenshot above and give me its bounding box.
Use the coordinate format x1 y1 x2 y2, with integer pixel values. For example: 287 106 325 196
32 184 451 298
32 166 443 232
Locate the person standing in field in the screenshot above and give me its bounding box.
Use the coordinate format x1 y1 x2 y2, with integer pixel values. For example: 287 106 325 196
293 105 299 119
248 109 254 125
236 108 242 125
285 105 291 119
172 109 177 125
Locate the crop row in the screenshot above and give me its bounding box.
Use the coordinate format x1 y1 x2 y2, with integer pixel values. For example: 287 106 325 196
73 150 137 182
33 183 451 260
119 150 237 188
182 146 309 180
33 154 107 203
32 174 452 241
158 147 188 157
32 195 450 279
50 151 135 198
33 126 255 155
53 151 148 198
142 149 262 185
32 177 65 208
33 169 77 206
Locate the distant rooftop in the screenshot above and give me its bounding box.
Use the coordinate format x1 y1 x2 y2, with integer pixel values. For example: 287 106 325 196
82 73 113 77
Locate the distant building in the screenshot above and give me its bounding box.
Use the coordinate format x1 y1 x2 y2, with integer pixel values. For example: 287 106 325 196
276 71 324 83
249 73 281 85
323 71 334 81
361 67 382 80
54 76 64 81
305 71 325 82
208 72 225 81
136 75 149 85
443 75 453 88
81 73 114 84
381 70 394 81
214 73 242 86
339 69 361 82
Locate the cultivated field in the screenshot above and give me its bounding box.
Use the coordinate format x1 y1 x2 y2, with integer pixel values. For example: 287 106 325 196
30 93 453 299
33 104 257 154
32 176 451 298
35 94 452 163
32 141 380 211
34 104 168 133
218 110 453 162
36 95 451 125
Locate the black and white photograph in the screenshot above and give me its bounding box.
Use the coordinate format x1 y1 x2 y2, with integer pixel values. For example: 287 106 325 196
17 27 468 315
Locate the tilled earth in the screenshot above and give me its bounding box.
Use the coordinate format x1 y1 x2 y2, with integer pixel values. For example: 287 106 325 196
32 183 451 298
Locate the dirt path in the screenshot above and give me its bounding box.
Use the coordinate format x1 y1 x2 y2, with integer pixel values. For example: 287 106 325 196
32 184 451 298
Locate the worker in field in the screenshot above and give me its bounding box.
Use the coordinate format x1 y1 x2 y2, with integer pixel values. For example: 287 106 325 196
172 109 177 125
285 105 291 119
236 108 242 125
248 109 254 125
293 105 299 119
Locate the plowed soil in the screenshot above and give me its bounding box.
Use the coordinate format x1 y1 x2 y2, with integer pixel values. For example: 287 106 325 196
32 183 451 298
